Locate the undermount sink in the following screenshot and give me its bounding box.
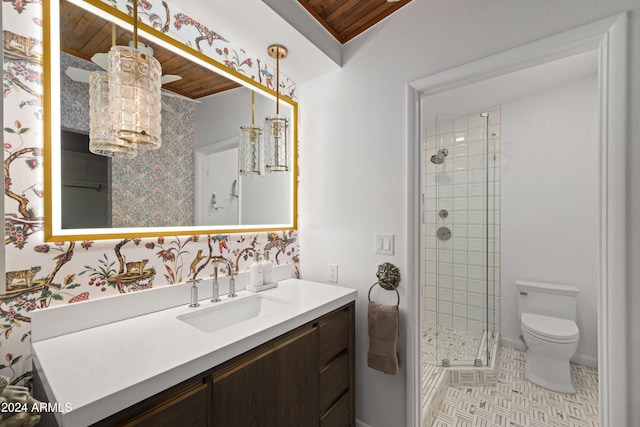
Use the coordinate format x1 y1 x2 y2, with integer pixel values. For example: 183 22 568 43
177 294 290 333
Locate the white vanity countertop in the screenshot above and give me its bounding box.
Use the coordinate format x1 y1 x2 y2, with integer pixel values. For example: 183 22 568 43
31 279 357 427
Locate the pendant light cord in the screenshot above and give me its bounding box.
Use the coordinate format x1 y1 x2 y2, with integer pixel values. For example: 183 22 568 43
251 91 255 125
275 53 279 115
133 0 138 49
267 45 287 117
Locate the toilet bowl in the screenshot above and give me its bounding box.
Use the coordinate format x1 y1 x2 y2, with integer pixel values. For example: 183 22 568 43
521 313 579 393
516 280 580 394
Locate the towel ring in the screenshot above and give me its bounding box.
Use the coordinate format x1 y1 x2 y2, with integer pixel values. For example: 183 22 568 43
368 281 400 307
368 263 401 306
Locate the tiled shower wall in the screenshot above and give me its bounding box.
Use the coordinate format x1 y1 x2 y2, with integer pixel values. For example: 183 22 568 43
421 108 501 344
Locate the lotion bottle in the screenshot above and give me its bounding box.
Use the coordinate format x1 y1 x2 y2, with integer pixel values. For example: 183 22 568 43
261 250 273 284
250 253 264 287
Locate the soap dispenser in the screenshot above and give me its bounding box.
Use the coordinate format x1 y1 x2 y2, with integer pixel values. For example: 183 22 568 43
262 250 274 285
249 253 263 288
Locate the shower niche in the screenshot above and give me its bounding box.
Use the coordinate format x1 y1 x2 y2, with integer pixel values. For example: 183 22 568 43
420 109 501 367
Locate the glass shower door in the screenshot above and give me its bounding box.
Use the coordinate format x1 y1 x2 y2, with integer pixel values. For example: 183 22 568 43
421 110 501 367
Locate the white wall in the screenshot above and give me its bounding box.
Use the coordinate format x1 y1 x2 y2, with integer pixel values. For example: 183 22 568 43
240 173 292 225
197 148 240 226
298 0 639 425
500 75 599 366
194 86 286 148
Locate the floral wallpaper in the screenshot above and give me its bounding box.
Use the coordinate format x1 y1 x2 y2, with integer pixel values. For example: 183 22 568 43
111 94 195 227
2 0 299 388
60 53 96 134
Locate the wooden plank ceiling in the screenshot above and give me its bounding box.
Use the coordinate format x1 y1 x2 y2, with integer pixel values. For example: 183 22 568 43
59 0 239 100
298 0 412 44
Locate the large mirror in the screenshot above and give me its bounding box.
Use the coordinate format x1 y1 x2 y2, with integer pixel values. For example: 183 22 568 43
45 0 298 241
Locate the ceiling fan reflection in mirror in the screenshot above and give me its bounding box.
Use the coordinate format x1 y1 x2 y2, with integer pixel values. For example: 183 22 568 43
64 42 200 107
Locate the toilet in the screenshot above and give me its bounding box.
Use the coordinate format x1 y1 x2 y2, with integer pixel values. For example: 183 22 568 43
516 280 580 393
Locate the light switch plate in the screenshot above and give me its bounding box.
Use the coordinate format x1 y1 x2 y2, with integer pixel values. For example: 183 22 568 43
374 234 394 255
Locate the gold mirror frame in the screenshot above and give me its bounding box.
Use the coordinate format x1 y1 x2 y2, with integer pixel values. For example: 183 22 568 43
43 0 298 241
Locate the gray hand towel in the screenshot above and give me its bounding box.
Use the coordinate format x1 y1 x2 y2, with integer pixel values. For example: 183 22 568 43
367 301 399 375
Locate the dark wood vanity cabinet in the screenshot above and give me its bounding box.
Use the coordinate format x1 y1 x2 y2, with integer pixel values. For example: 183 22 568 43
34 302 355 427
211 302 354 427
211 323 319 426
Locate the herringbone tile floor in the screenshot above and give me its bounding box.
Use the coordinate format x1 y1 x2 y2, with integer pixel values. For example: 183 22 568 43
431 346 599 427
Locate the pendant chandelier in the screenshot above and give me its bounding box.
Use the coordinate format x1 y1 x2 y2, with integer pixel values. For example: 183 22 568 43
87 3 161 158
108 47 162 149
89 71 138 158
264 44 289 173
88 23 138 158
239 91 263 175
108 0 162 150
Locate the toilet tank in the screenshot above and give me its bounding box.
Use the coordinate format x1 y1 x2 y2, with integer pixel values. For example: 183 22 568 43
516 280 579 321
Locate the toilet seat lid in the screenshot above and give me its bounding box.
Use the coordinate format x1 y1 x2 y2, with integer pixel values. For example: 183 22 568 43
521 313 579 342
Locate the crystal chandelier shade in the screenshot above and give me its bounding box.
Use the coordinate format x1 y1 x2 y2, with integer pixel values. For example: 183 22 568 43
264 44 289 173
108 45 162 149
264 114 289 173
239 124 263 175
88 71 137 158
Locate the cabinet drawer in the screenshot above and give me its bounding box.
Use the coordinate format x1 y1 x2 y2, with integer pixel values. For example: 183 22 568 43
319 351 349 414
320 391 350 427
318 308 349 367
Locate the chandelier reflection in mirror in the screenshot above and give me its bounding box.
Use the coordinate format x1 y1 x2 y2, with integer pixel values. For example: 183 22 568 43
239 91 263 175
264 44 289 173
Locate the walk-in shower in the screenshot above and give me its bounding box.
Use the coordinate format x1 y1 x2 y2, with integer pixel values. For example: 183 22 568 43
420 109 501 368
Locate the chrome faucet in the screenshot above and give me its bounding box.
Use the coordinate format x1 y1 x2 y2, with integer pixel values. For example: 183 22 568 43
211 267 221 303
187 278 201 307
211 258 233 303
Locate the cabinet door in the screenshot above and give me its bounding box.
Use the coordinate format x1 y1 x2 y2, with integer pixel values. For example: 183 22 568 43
91 379 209 427
212 347 276 427
122 382 208 427
275 325 318 427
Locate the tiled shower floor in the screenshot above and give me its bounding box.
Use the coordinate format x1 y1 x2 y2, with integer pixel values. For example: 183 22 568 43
422 324 484 365
429 346 600 427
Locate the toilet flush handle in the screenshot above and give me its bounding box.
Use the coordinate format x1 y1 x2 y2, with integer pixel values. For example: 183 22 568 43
517 291 528 296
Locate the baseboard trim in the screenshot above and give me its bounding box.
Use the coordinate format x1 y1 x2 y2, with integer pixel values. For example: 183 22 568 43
356 419 371 427
500 336 526 351
572 354 598 369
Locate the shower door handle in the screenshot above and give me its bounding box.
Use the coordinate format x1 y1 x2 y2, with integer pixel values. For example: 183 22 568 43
517 291 528 296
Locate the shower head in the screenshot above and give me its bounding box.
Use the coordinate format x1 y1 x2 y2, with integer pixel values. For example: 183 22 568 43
430 148 449 164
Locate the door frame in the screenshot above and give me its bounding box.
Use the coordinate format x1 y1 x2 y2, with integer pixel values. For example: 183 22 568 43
404 13 628 427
